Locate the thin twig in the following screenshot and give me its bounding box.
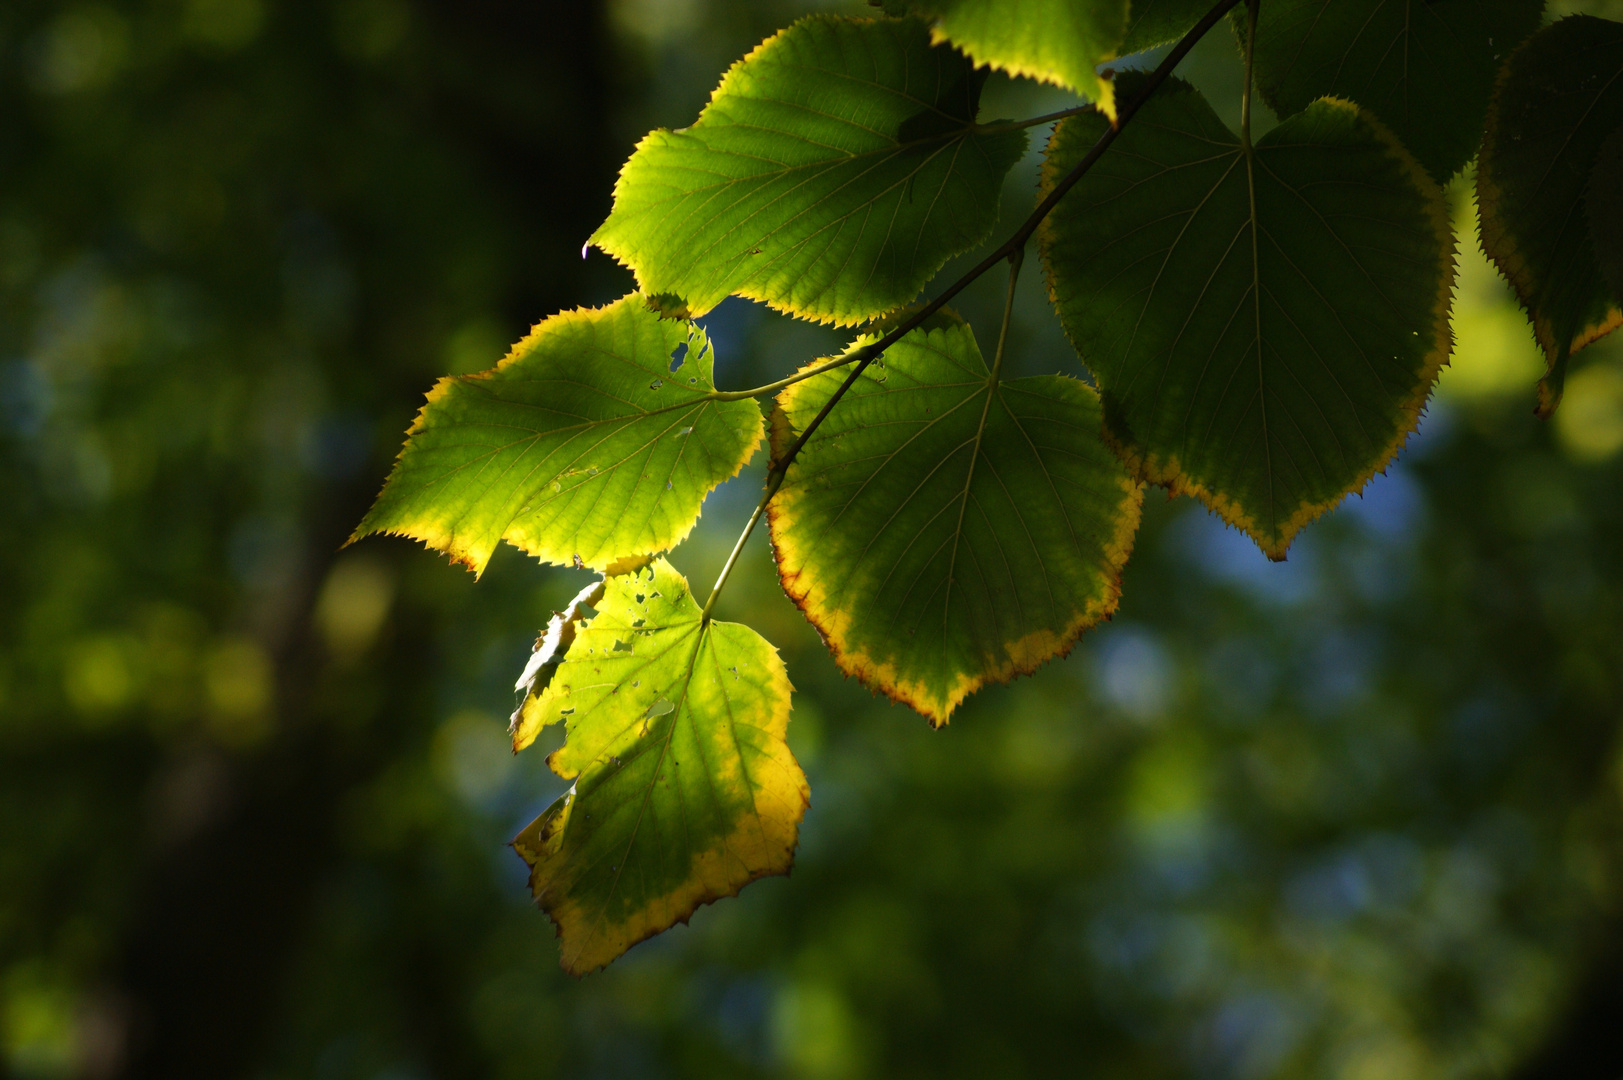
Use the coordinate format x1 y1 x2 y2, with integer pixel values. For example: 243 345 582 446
699 0 1245 618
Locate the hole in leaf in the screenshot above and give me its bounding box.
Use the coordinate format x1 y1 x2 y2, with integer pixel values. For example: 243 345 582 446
612 640 633 653
669 341 688 372
650 379 664 390
644 698 674 719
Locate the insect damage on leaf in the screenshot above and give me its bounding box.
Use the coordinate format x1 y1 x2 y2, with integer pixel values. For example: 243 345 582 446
589 15 1027 327
1040 74 1454 560
351 294 761 576
768 310 1142 725
510 559 808 975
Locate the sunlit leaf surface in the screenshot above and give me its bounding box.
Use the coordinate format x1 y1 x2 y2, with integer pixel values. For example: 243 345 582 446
1040 75 1453 559
511 559 808 974
1479 15 1623 413
1250 0 1544 181
768 312 1142 725
589 15 1027 326
353 295 761 575
910 0 1131 117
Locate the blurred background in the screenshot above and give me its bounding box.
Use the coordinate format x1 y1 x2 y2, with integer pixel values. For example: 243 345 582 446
4 0 1623 1077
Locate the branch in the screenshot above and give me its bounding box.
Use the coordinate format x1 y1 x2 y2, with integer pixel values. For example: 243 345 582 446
700 0 1246 618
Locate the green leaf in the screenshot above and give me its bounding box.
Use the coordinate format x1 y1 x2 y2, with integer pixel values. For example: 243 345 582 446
910 0 1131 118
1121 0 1212 55
589 16 1028 327
511 559 808 975
1479 16 1623 414
767 311 1142 726
1248 0 1544 182
1589 125 1623 309
353 295 762 576
1039 75 1453 559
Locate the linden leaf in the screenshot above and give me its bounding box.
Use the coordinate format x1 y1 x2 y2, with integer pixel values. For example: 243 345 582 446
1249 0 1544 182
588 15 1027 327
353 294 761 575
1589 125 1623 309
768 311 1142 726
909 0 1132 118
1039 75 1454 560
510 559 808 975
1121 0 1213 54
1479 16 1623 415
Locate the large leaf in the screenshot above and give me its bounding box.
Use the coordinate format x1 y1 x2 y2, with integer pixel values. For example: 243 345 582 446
1249 0 1544 182
510 559 808 975
1040 75 1453 560
1479 15 1623 414
767 311 1142 726
1589 126 1623 308
1121 0 1213 54
353 295 762 575
910 0 1131 118
589 16 1027 327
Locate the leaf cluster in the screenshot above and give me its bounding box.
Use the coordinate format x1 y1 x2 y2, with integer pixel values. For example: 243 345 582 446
355 0 1623 971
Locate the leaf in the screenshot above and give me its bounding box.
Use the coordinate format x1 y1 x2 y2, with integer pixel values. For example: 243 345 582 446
510 559 808 975
909 0 1131 118
1039 75 1454 560
353 294 762 576
588 15 1028 328
1589 125 1623 309
1248 0 1544 182
1121 0 1213 55
767 311 1142 726
1479 16 1623 414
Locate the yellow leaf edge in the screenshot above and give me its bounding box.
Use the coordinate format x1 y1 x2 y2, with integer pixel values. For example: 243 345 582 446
764 360 1144 727
1038 96 1457 562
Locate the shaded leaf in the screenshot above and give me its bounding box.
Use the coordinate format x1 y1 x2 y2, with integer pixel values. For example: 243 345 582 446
509 577 607 735
353 295 761 575
1589 125 1623 308
511 559 808 975
1479 16 1623 416
1040 75 1453 559
910 0 1131 117
768 311 1142 725
1122 0 1213 54
589 15 1027 327
1250 0 1543 182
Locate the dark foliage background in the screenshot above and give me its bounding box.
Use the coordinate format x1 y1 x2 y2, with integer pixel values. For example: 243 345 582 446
3 1 1623 1078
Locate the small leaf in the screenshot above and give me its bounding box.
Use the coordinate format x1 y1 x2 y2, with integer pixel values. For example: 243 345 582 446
589 15 1027 327
511 559 808 975
1121 0 1212 55
768 311 1142 725
353 294 761 575
1040 75 1454 560
1478 15 1623 415
1589 125 1623 309
910 0 1131 118
1249 0 1543 182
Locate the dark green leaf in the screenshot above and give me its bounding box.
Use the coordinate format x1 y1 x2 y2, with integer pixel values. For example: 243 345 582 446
511 559 808 975
1122 0 1213 54
589 16 1027 327
353 295 761 575
1589 125 1623 308
768 311 1142 725
1249 0 1544 182
1040 75 1453 559
1479 15 1623 415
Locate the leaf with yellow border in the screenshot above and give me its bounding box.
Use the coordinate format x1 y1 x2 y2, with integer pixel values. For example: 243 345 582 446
352 295 762 575
1039 74 1454 560
510 559 808 975
767 311 1142 726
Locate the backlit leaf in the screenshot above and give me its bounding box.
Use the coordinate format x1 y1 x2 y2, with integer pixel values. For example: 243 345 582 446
1249 0 1543 181
1479 16 1623 414
1040 75 1453 559
1121 0 1213 54
589 15 1027 327
511 559 808 975
768 311 1142 725
353 295 761 575
910 0 1131 118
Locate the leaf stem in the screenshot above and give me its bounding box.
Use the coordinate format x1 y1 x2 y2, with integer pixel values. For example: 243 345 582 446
988 247 1024 384
1241 0 1259 152
697 0 1245 620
